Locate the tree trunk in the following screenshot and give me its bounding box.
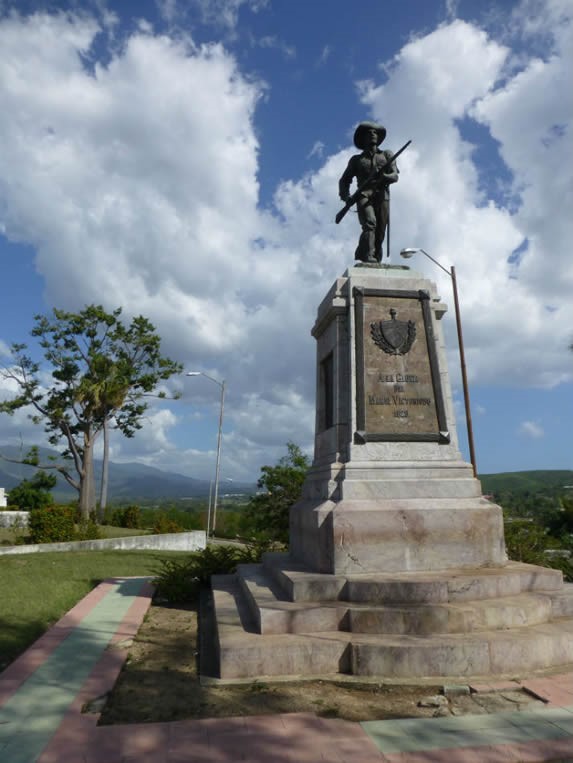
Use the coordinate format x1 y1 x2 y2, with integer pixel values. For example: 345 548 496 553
79 432 96 520
99 417 110 522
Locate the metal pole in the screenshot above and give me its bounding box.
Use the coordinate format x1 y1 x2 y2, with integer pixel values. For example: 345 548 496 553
450 265 478 478
211 380 226 536
386 189 390 260
206 479 213 537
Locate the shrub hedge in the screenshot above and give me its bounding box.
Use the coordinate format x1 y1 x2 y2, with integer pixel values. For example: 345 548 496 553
28 505 76 544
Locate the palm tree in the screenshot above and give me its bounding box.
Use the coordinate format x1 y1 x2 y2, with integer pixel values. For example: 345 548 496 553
75 356 130 520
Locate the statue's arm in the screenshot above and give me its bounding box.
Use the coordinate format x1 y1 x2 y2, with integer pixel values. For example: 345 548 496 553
338 158 356 201
381 150 399 185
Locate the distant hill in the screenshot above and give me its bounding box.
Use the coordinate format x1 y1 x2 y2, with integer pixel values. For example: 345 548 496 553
2 446 568 505
0 445 256 503
479 470 573 495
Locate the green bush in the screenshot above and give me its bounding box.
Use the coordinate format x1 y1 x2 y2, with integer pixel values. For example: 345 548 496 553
140 506 203 532
111 505 141 529
75 515 102 541
29 505 76 544
7 470 57 511
154 543 263 603
152 513 185 535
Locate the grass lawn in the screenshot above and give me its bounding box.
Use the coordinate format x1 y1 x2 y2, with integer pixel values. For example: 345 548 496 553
0 549 188 671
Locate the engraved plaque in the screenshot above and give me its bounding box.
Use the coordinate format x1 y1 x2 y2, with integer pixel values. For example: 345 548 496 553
354 287 449 443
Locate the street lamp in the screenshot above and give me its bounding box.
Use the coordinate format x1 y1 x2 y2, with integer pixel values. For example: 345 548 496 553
186 371 226 536
399 247 477 478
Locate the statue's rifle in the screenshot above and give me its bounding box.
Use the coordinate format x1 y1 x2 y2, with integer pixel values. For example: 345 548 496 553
335 139 412 224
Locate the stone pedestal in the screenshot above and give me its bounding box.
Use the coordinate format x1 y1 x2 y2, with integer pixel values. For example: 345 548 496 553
207 265 573 682
290 265 504 574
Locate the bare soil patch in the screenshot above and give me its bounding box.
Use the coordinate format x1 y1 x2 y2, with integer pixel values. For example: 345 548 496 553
99 600 544 726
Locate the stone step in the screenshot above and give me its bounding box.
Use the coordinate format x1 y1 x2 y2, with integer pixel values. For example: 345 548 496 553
211 574 573 680
339 477 482 500
549 583 573 618
347 593 552 635
346 563 563 604
350 619 573 678
240 563 555 636
211 574 350 679
263 555 563 604
236 564 347 635
262 552 347 602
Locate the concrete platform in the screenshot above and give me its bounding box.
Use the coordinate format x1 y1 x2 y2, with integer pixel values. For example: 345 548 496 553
2 577 573 762
210 560 573 681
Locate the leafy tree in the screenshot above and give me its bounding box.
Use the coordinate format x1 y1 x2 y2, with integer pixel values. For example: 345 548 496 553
0 305 182 519
8 469 57 510
242 442 310 543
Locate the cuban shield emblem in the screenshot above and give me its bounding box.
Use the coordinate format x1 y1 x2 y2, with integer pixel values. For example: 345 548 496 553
371 308 416 355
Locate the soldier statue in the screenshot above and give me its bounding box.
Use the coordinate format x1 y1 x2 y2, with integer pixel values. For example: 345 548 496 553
338 122 400 264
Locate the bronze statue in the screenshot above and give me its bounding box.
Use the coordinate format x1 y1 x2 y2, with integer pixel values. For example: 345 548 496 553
337 122 408 263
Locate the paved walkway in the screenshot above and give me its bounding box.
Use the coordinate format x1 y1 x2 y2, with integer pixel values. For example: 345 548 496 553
0 578 572 762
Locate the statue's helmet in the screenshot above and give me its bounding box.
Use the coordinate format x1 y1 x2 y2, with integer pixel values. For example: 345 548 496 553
353 122 387 150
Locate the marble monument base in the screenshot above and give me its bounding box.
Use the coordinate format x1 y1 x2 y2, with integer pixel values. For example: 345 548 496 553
209 557 573 681
289 460 506 575
206 265 573 681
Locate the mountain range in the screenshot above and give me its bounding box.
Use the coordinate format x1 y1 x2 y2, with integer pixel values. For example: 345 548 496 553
0 445 256 502
1 443 570 504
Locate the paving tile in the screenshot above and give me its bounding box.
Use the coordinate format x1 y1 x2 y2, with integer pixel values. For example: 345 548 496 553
38 748 89 763
545 690 573 706
122 753 168 763
168 720 211 742
499 736 573 761
93 722 169 756
316 735 388 761
383 745 516 762
243 714 289 734
468 682 491 693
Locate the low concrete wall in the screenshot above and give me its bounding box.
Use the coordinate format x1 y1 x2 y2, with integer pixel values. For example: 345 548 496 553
0 511 29 528
0 530 206 556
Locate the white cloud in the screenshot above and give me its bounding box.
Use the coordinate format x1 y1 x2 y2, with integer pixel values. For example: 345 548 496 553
307 141 325 160
258 35 296 59
0 5 571 481
186 0 268 30
518 420 545 438
354 17 573 388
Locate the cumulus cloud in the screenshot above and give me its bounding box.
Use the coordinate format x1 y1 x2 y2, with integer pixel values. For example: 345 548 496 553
518 420 545 438
0 5 571 480
354 17 573 388
185 0 268 31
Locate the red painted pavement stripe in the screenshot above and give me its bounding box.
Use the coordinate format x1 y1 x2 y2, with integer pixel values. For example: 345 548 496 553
38 579 154 762
0 581 115 706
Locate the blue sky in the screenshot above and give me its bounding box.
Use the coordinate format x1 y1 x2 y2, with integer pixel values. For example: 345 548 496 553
0 0 571 482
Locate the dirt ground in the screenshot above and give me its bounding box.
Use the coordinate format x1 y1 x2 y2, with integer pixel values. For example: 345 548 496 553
99 600 544 726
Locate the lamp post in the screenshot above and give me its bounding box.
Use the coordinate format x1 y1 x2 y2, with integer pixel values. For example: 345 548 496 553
186 371 226 536
399 248 477 478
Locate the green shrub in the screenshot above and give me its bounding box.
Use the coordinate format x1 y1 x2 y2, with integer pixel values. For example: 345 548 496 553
29 505 76 544
8 470 57 510
75 515 102 541
152 513 185 535
140 506 203 531
111 505 141 529
154 543 263 603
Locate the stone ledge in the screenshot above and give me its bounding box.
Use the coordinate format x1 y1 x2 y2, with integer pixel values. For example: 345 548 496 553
0 530 206 556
